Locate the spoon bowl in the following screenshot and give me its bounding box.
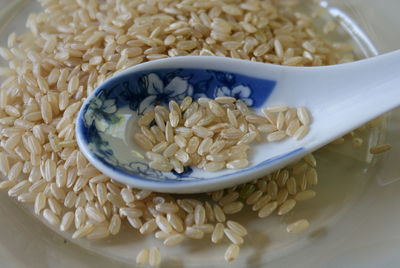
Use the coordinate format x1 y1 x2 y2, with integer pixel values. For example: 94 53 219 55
76 52 400 193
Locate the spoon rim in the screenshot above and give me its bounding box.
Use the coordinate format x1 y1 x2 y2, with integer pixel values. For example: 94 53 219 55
77 55 374 193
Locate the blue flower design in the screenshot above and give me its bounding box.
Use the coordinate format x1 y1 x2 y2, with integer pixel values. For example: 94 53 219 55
88 141 119 167
84 97 118 132
138 73 194 112
127 162 164 179
78 67 277 184
215 84 253 106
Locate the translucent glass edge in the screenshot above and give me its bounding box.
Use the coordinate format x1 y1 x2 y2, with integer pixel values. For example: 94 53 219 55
0 0 31 35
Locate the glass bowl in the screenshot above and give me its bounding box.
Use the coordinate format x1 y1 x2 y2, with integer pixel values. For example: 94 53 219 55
0 0 399 267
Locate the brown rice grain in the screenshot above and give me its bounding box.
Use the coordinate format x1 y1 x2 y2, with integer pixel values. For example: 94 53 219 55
0 152 10 175
204 161 225 172
87 225 110 240
293 125 309 140
267 131 286 142
141 126 157 144
134 133 154 151
237 132 257 145
169 156 185 173
177 199 194 214
185 136 199 154
86 205 106 223
155 231 171 240
192 125 214 138
60 211 74 231
352 137 363 148
140 219 158 234
166 213 184 233
197 137 213 156
218 192 239 206
223 201 244 214
213 204 226 222
136 248 149 265
120 207 143 218
149 247 161 267
278 199 296 215
265 105 289 113
245 114 269 125
286 177 297 195
156 215 173 233
64 191 77 208
215 96 236 104
0 180 17 190
127 216 143 229
184 110 203 127
276 188 289 205
196 113 215 127
224 244 240 262
8 180 30 197
138 110 155 127
135 190 152 200
149 160 173 172
175 127 193 138
163 143 179 158
305 168 318 185
169 110 180 128
120 188 134 204
297 106 311 125
40 98 52 124
180 97 192 112
34 192 46 215
146 152 167 162
258 124 277 133
8 161 23 181
227 220 247 236
258 201 278 218
194 204 206 225
75 207 86 229
211 222 225 243
252 195 272 211
226 159 248 169
152 142 168 153
246 190 263 205
202 201 215 223
286 219 310 233
295 189 316 201
286 119 300 136
43 208 60 226
370 144 392 154
72 223 95 239
109 214 121 235
163 233 185 246
224 228 244 245
150 126 166 142
192 223 214 233
209 140 226 155
165 122 174 143
185 226 204 239
155 202 179 214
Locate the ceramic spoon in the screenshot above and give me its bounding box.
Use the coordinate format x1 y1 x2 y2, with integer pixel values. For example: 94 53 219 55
76 50 400 193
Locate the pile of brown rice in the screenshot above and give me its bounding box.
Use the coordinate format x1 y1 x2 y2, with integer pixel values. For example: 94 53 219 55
0 0 360 265
136 97 312 174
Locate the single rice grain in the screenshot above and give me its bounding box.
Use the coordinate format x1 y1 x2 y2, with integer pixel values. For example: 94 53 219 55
286 219 310 233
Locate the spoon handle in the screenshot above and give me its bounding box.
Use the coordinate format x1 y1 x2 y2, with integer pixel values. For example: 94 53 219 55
270 49 400 149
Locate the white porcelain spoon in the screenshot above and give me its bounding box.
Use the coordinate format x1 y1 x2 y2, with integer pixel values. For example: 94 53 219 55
76 50 400 193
